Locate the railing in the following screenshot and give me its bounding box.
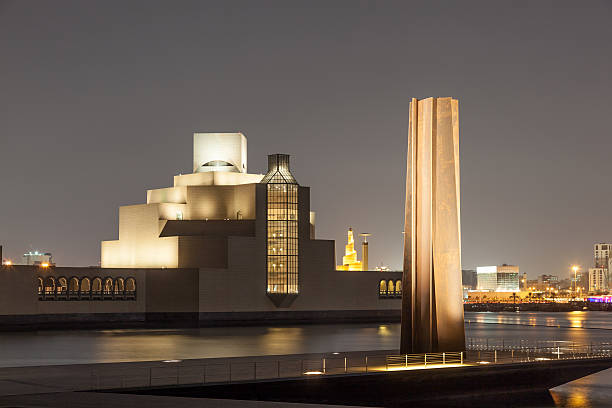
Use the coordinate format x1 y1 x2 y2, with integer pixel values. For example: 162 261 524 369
85 341 612 391
465 338 612 364
89 351 464 390
467 337 612 353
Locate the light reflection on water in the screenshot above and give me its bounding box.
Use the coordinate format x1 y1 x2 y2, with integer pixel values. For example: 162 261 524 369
464 312 612 408
0 324 401 367
1 311 612 407
465 311 612 330
551 374 602 408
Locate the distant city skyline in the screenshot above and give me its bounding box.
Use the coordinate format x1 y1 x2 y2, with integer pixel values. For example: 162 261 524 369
1 1 611 278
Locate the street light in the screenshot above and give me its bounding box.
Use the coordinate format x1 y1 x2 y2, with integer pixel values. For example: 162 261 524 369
572 265 579 298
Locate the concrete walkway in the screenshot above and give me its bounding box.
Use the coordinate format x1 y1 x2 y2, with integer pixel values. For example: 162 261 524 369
0 348 593 407
0 350 397 397
0 352 379 407
0 392 367 408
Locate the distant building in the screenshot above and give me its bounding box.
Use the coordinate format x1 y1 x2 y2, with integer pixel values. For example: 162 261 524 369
22 251 53 266
520 272 528 290
337 228 363 271
589 268 609 293
526 279 539 291
524 275 561 292
466 290 530 303
461 269 477 290
539 274 559 290
557 278 572 290
594 243 612 268
572 269 588 291
476 264 519 292
477 266 497 291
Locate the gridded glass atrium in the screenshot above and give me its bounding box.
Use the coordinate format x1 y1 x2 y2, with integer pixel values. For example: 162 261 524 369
262 154 299 295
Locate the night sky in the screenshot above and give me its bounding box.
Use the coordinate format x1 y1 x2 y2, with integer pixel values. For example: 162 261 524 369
1 1 611 278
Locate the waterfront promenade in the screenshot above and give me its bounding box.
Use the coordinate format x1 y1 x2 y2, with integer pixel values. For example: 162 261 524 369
0 346 610 407
2 312 612 406
0 342 607 395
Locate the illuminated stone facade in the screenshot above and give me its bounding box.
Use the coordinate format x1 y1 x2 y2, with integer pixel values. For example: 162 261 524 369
99 132 403 313
193 132 247 173
101 133 262 269
0 132 403 326
401 97 465 354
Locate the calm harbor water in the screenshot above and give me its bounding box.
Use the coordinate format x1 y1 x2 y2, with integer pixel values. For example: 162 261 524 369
1 311 611 407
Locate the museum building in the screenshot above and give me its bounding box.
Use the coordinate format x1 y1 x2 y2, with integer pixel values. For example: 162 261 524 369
0 133 401 329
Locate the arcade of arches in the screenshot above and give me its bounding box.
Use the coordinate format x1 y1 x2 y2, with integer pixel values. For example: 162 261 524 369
38 276 136 300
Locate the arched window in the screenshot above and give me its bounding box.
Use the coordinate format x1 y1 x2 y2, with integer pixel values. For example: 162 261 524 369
114 278 125 295
92 277 102 295
388 280 394 295
34 275 136 301
379 280 387 296
57 277 68 295
80 277 91 295
125 277 136 295
69 277 79 294
395 280 402 296
103 277 113 296
44 277 56 295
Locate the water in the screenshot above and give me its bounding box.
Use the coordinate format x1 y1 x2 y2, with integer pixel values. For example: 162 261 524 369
0 311 611 406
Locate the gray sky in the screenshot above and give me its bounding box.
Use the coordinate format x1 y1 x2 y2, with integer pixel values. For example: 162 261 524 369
1 0 611 278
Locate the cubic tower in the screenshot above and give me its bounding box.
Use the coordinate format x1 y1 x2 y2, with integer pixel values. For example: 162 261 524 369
401 97 465 354
193 132 247 173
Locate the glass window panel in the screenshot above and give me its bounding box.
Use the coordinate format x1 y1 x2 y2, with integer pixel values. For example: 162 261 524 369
266 181 299 295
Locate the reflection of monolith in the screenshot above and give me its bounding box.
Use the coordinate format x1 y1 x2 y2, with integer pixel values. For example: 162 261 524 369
400 97 465 354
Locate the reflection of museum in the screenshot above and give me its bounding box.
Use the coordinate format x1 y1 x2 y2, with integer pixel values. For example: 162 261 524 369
0 133 401 328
